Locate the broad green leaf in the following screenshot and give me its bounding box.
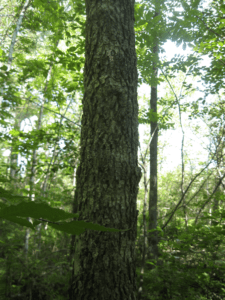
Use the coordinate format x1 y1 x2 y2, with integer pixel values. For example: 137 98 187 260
3 216 35 230
49 220 130 235
0 202 79 222
0 202 129 234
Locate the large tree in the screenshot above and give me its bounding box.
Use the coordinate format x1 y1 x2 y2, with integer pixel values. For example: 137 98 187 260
70 0 142 299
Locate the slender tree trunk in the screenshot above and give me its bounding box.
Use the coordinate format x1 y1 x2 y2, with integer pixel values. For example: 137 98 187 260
70 1 141 299
8 1 30 186
137 159 149 300
148 11 159 267
25 39 59 259
211 176 219 226
10 116 22 191
0 0 30 106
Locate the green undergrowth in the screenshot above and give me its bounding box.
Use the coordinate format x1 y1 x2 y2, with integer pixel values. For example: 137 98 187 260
136 221 225 299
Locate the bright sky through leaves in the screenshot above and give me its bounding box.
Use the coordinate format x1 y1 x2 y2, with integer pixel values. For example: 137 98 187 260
138 40 211 174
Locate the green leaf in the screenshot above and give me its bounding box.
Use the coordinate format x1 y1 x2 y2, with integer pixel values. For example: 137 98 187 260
49 220 130 235
67 46 77 52
0 65 7 71
3 216 35 230
0 202 129 234
0 202 79 222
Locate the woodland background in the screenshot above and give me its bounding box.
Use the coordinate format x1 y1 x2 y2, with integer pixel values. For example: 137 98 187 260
0 0 225 299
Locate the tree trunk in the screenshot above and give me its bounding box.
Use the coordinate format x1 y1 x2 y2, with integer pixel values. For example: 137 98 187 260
137 159 148 299
10 114 22 190
70 0 141 299
148 10 159 267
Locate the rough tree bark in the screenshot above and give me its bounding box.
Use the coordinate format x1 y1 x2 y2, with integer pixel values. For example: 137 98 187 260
70 0 142 299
